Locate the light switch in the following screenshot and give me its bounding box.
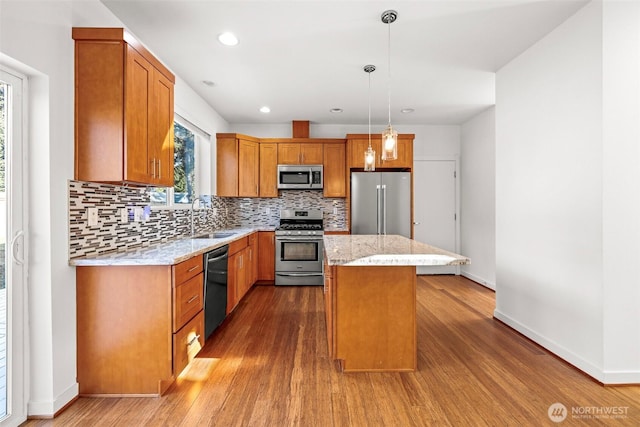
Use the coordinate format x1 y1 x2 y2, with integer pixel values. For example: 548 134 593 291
87 207 98 226
120 208 128 223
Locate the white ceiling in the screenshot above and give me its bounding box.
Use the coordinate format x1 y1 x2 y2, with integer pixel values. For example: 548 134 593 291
101 0 588 126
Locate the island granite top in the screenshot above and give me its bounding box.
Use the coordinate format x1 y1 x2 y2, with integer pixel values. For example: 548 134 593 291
69 227 273 266
323 234 470 266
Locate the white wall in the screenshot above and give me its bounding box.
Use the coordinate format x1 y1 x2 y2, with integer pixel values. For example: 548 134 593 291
601 0 640 383
460 107 495 289
495 0 640 383
0 0 228 416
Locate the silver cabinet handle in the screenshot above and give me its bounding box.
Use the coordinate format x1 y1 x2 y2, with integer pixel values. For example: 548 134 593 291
188 334 201 346
158 159 161 180
150 159 156 178
187 295 198 304
413 222 421 225
11 230 24 265
187 265 199 272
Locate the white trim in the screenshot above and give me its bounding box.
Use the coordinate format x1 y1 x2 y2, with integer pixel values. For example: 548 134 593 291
461 270 495 290
0 64 30 426
494 309 640 385
26 382 78 418
174 111 211 140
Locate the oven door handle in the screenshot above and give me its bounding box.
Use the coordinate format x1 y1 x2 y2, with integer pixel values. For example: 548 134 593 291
275 238 323 242
276 272 323 277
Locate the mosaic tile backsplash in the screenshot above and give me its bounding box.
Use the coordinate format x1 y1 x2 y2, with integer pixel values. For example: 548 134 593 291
69 180 347 258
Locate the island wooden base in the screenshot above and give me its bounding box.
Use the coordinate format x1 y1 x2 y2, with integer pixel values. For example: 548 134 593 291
324 264 417 372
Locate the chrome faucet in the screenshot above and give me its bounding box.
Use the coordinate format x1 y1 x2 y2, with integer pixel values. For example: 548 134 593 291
190 196 202 237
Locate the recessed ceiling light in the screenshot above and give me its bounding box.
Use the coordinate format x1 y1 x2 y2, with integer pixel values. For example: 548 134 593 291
218 32 239 46
201 80 215 87
330 108 343 113
260 106 271 113
401 108 415 114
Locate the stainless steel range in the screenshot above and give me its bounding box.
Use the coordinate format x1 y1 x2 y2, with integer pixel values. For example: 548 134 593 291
275 209 324 286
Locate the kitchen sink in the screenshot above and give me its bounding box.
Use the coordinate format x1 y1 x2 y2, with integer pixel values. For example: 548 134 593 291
194 232 237 239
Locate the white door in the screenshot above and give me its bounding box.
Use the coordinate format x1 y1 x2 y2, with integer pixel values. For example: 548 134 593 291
0 67 28 427
413 160 457 275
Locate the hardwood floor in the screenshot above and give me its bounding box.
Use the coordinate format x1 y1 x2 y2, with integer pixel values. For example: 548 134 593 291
24 276 640 426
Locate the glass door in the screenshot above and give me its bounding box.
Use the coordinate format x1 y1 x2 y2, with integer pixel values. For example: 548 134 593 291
0 66 27 426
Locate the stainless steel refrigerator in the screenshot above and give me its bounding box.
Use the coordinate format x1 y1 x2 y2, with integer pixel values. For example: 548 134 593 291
351 172 411 238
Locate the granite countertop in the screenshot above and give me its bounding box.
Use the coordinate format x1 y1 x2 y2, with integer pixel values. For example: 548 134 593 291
69 228 271 266
323 234 470 266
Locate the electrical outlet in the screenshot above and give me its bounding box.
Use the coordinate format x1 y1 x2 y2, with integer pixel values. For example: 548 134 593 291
266 207 271 215
333 207 338 215
120 208 128 223
87 207 98 226
212 208 218 215
134 207 143 222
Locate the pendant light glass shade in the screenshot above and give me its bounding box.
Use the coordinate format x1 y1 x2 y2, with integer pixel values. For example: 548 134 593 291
381 9 398 161
364 64 376 171
381 124 398 161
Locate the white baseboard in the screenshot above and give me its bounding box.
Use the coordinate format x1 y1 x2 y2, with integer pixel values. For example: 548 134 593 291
28 382 78 417
493 310 640 385
461 270 495 290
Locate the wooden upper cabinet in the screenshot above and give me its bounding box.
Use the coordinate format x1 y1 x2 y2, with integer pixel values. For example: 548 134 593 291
259 143 278 197
73 28 175 186
347 134 414 169
216 134 259 197
152 69 175 187
239 139 259 197
323 143 346 198
278 143 323 164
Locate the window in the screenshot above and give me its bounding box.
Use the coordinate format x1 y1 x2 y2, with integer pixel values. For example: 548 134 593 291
150 115 211 207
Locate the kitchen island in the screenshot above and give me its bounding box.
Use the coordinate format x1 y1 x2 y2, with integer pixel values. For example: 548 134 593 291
323 234 469 372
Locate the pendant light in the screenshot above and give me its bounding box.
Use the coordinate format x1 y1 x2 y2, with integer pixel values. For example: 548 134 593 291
364 64 376 171
380 9 398 161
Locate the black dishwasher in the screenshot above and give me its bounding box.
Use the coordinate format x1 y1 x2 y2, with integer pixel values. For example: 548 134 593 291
203 245 228 341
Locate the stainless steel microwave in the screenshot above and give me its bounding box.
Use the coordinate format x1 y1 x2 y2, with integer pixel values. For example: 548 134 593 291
277 165 323 190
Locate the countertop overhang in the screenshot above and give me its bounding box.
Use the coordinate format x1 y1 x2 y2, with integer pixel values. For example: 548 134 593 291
323 234 470 266
69 228 272 266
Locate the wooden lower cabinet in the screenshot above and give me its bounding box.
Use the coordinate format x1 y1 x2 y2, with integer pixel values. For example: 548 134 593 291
227 233 259 313
76 256 205 396
173 310 205 377
257 231 275 283
324 263 417 372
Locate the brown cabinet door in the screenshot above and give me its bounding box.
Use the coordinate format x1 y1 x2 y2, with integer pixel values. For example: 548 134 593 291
259 143 278 197
323 143 346 197
350 138 381 168
216 136 239 197
74 40 125 182
380 138 413 168
227 252 240 314
257 231 275 281
324 262 334 357
277 143 300 164
300 143 323 164
151 68 175 187
124 45 152 183
239 139 259 197
248 233 259 286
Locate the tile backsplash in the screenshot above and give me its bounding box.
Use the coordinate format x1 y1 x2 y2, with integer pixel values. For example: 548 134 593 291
68 180 346 258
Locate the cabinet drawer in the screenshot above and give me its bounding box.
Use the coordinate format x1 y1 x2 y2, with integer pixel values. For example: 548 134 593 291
173 310 204 377
228 237 248 255
173 272 204 332
173 256 203 285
